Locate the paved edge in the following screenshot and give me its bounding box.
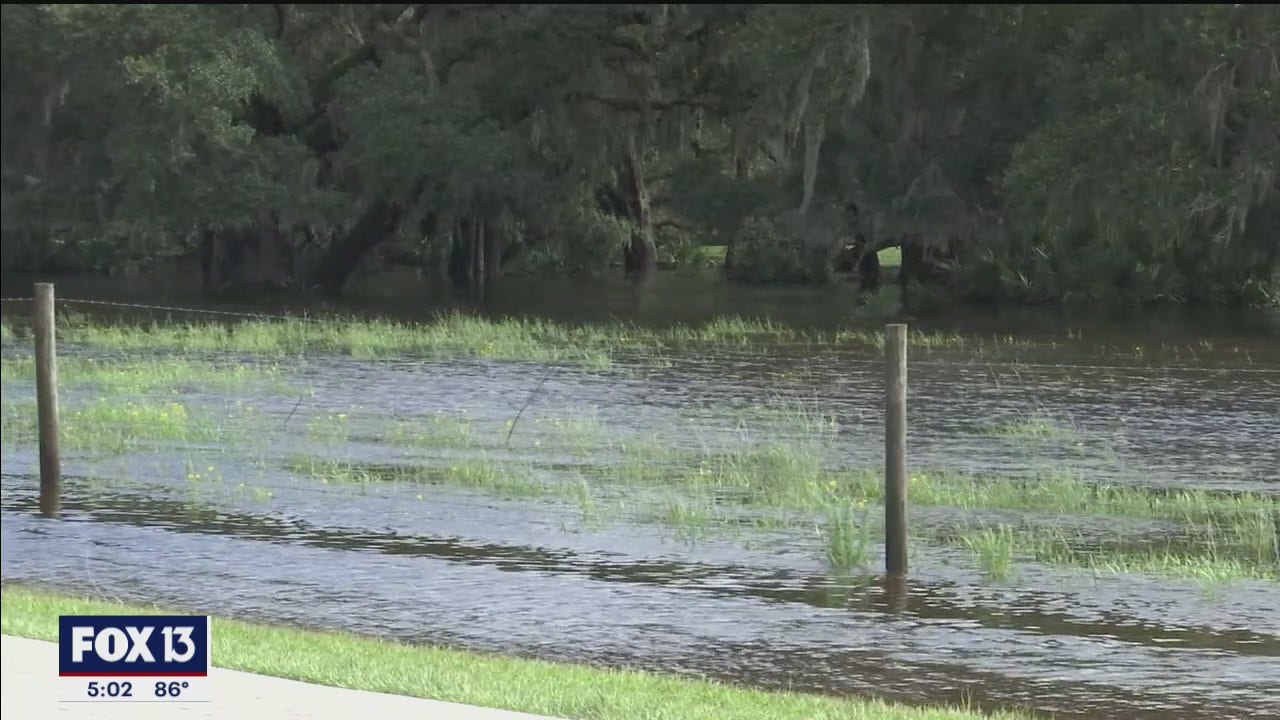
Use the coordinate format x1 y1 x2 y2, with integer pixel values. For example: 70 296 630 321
1 634 564 720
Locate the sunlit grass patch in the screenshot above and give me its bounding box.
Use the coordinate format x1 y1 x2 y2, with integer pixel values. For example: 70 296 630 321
877 246 902 268
0 399 221 453
63 400 219 453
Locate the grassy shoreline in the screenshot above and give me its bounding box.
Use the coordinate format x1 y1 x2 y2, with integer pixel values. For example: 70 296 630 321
0 311 978 368
1 585 1029 720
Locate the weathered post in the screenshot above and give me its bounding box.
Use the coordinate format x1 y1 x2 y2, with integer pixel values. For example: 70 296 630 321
34 282 61 518
885 323 908 576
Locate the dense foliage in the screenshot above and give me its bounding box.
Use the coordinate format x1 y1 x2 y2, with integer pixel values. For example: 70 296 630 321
2 4 1277 305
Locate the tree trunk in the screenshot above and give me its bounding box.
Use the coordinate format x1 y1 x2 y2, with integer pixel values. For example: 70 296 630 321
473 216 485 294
724 145 751 273
201 225 295 291
448 218 471 287
484 219 501 284
799 116 825 222
620 134 657 277
308 200 405 294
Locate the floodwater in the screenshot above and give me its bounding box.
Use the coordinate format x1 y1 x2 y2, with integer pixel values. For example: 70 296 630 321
2 270 1279 719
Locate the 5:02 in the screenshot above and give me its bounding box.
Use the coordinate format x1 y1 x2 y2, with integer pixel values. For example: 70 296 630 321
86 681 133 698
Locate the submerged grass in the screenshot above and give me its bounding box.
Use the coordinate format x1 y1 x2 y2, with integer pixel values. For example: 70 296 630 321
1 398 221 453
0 355 281 394
898 471 1279 524
2 585 1032 720
1025 529 1280 582
286 457 554 498
391 413 479 449
942 522 1279 583
960 526 1018 581
822 501 875 571
983 414 1075 441
651 494 721 544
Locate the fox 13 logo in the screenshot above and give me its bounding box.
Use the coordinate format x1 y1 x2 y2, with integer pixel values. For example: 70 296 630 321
58 615 211 702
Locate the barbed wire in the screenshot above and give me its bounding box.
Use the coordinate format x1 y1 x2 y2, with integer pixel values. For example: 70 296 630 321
3 296 325 323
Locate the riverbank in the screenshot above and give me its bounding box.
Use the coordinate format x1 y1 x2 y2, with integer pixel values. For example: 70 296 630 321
1 585 1030 720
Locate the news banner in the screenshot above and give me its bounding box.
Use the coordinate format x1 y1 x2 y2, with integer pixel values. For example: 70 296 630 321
58 615 211 702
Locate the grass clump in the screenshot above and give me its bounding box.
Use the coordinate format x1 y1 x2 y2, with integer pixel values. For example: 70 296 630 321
983 414 1074 440
822 501 874 571
2 585 1032 720
960 526 1018 581
650 494 721 544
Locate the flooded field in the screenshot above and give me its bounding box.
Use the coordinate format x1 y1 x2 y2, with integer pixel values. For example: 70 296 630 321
1 275 1278 719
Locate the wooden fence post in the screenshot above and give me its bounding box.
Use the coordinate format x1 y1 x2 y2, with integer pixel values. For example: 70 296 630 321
34 282 60 518
885 323 908 576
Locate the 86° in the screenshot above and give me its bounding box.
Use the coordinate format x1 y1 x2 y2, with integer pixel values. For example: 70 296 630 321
155 681 190 697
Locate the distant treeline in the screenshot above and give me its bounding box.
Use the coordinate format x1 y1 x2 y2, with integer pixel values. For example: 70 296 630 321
2 5 1277 305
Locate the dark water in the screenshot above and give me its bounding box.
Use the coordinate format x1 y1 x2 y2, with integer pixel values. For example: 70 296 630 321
2 270 1279 719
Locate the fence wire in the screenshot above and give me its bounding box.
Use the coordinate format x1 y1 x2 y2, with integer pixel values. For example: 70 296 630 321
2 292 1278 504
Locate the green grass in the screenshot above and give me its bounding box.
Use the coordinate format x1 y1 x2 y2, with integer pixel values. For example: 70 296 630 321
695 244 728 266
1023 529 1280 582
960 526 1018 581
822 501 875 571
898 471 1279 523
0 355 281 394
1 311 985 369
983 414 1075 441
1 585 1029 720
877 246 902 268
649 493 721 544
1 398 221 453
286 457 556 498
391 412 479 448
685 400 841 440
938 522 1280 583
